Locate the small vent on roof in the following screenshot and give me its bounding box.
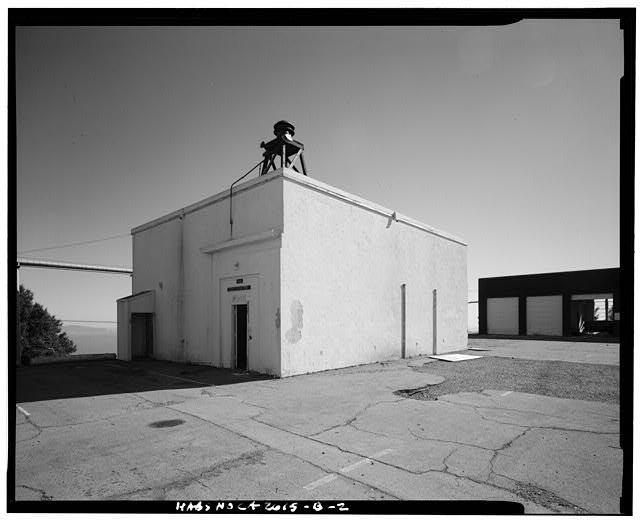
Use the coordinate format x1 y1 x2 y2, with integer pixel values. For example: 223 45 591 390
259 120 308 176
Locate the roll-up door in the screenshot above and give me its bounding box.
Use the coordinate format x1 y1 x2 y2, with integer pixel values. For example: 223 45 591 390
487 297 519 334
526 295 562 336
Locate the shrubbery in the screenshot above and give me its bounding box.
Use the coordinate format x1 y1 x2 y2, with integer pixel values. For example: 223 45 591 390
18 285 76 363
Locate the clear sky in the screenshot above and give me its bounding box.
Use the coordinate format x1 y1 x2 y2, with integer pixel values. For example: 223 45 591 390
16 21 622 326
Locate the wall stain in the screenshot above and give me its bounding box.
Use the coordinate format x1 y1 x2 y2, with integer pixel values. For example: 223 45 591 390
285 300 303 343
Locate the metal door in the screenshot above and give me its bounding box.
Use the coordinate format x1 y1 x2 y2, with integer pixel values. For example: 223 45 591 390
487 297 519 334
234 304 248 370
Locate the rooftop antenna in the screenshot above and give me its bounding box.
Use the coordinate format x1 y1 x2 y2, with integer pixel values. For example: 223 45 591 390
259 120 307 176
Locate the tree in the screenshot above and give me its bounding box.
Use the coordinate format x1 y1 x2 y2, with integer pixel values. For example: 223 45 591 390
18 285 76 362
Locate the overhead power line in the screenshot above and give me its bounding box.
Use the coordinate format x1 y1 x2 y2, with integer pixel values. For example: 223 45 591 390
17 232 130 255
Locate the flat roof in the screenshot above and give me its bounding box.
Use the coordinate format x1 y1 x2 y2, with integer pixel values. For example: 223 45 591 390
116 290 154 302
479 267 619 281
131 168 467 246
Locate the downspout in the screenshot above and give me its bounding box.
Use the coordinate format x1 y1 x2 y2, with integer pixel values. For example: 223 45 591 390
17 262 21 366
433 289 438 355
178 209 185 360
401 283 406 359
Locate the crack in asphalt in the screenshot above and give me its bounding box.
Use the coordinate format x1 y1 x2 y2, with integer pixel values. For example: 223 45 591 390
487 426 532 481
306 397 403 438
441 446 459 474
108 451 267 499
408 428 498 452
16 412 44 444
438 397 618 434
18 484 53 501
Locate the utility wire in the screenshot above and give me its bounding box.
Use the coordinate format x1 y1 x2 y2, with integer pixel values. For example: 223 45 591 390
18 232 130 255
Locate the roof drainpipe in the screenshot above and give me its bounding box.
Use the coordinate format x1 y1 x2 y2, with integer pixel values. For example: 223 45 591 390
401 283 407 359
229 159 263 240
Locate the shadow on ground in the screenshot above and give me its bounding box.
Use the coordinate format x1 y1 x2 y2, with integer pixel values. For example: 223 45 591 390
16 359 273 403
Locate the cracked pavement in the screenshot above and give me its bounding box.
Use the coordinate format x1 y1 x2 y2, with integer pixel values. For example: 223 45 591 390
15 341 621 512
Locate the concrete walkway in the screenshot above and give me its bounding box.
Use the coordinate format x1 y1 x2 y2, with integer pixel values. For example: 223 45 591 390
15 354 621 513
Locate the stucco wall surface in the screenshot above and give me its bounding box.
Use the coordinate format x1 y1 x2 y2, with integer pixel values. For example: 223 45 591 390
280 172 467 377
131 174 283 373
132 219 182 361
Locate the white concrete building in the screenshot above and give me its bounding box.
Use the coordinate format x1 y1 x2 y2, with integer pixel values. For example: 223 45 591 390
117 168 468 377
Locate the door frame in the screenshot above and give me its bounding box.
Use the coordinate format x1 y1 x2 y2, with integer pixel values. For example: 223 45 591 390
219 275 259 370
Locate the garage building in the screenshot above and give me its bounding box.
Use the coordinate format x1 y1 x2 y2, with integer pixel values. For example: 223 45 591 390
117 124 468 376
478 268 620 338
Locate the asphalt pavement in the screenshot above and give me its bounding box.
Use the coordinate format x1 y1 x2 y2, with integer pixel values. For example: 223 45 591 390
14 339 621 513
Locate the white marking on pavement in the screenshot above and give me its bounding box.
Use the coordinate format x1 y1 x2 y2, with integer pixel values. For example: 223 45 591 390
340 459 371 473
372 448 393 458
16 405 30 417
303 474 338 490
501 391 512 397
302 449 392 490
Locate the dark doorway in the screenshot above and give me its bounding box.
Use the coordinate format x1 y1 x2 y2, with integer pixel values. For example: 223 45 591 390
234 304 248 370
131 313 153 358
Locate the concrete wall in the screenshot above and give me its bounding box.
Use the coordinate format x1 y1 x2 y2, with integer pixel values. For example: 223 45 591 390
130 174 283 375
280 170 467 377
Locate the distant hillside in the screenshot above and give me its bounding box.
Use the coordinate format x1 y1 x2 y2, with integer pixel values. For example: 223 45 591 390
62 324 117 355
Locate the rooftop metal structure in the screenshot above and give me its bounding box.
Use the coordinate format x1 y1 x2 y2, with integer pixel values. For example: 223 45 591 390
259 120 307 176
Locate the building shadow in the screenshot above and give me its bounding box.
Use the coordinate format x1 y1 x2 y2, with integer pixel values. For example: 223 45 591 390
16 358 274 403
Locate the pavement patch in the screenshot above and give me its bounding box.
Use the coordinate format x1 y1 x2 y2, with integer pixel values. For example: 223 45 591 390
394 385 440 399
511 481 588 514
409 357 619 403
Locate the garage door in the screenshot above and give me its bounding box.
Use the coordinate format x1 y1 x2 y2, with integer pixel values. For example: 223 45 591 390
487 297 519 334
526 295 562 336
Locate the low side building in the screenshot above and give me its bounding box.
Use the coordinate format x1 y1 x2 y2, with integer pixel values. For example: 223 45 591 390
117 168 468 377
478 268 620 338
